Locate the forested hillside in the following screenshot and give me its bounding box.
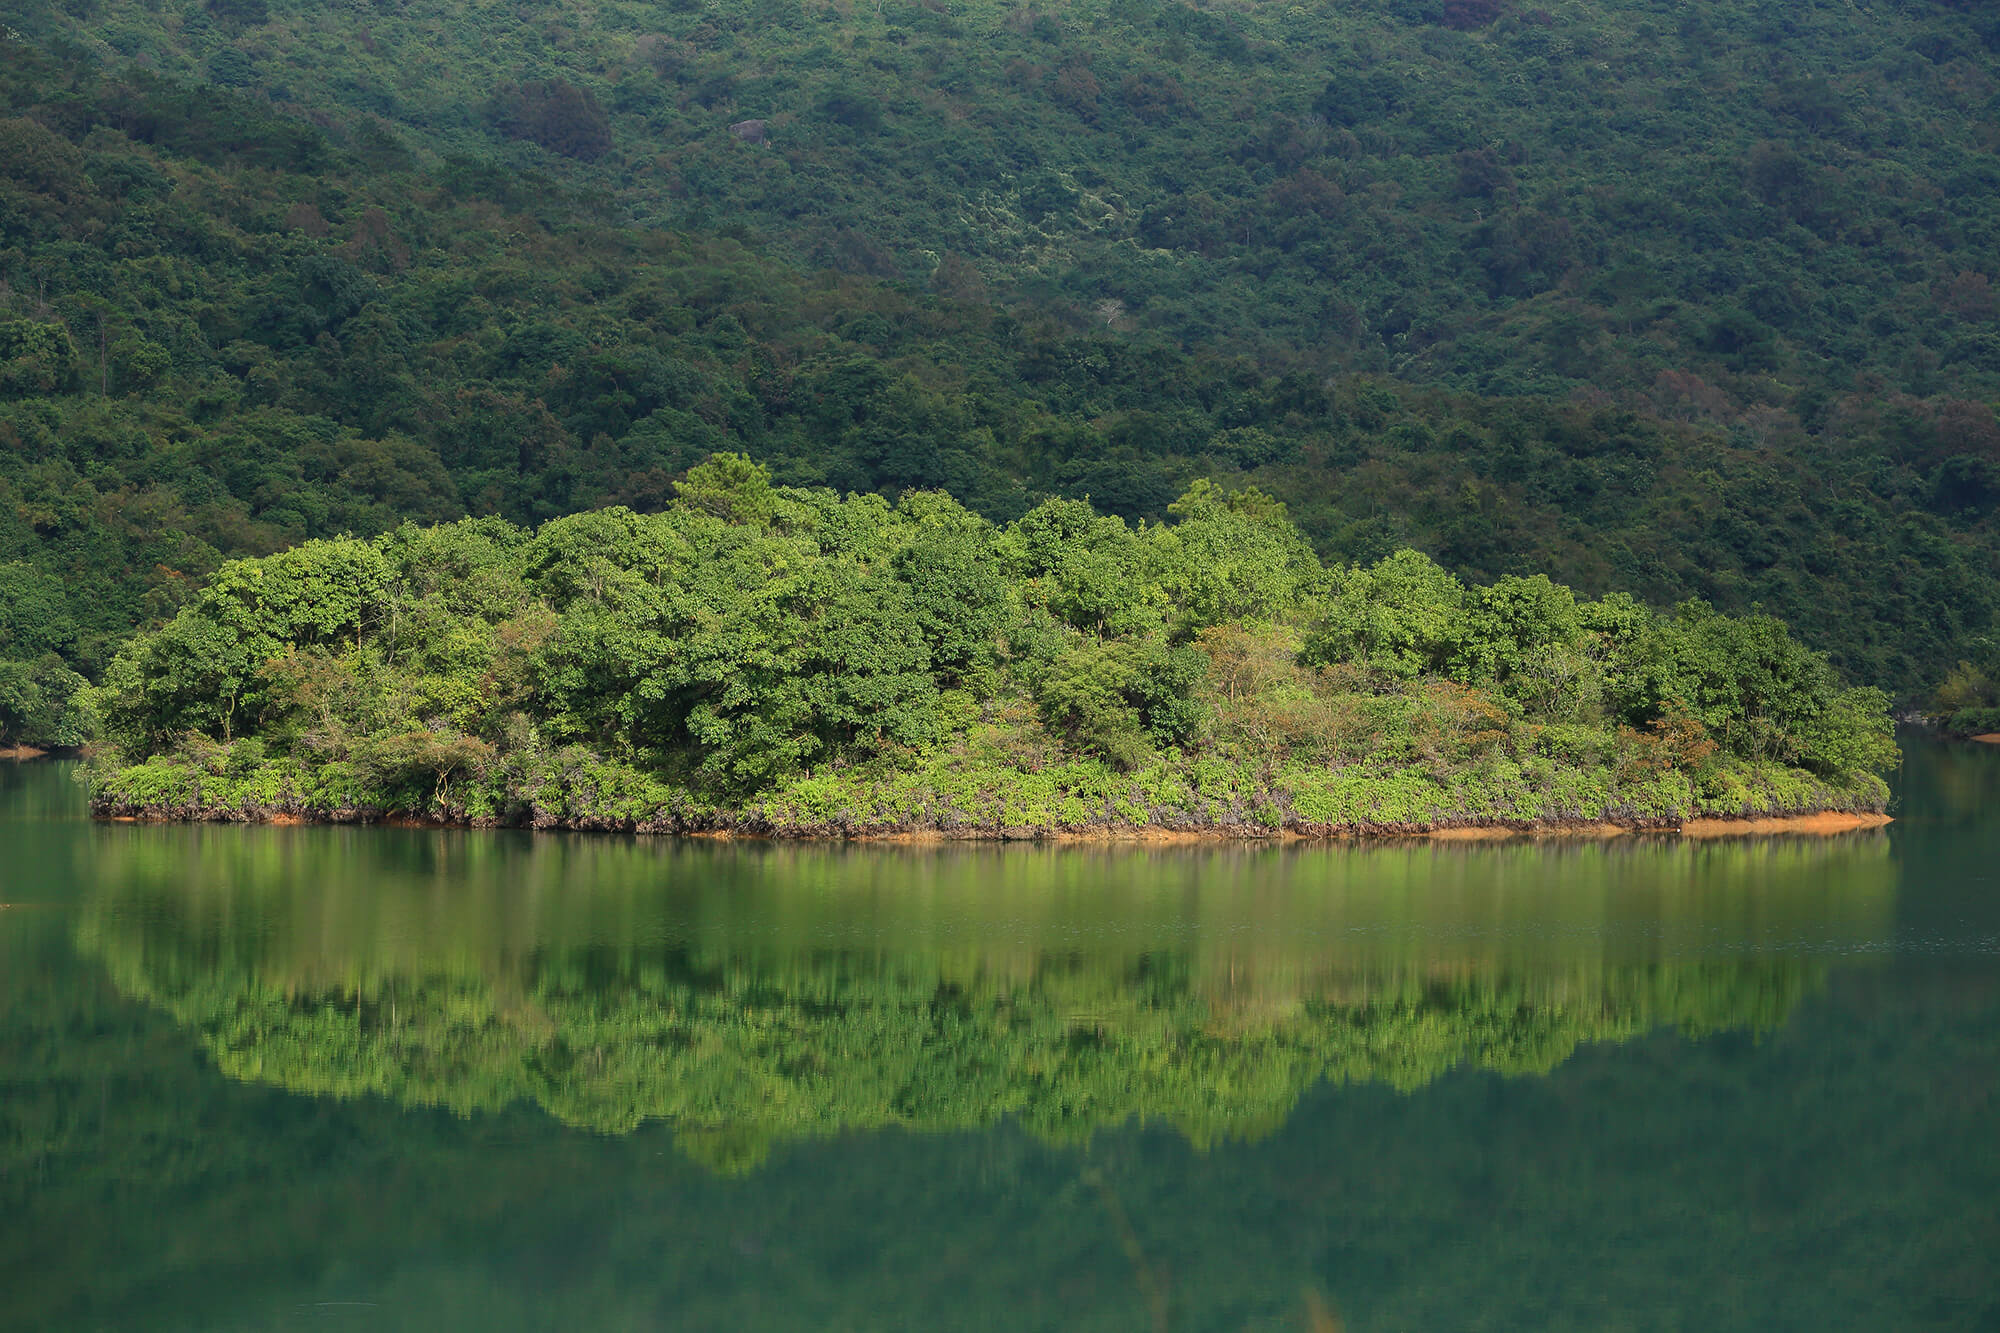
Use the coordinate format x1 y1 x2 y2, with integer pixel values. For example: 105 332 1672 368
3 0 1998 735
21 0 2000 394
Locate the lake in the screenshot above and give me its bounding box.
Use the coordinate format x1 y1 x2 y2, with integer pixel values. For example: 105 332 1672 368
2 734 1995 1331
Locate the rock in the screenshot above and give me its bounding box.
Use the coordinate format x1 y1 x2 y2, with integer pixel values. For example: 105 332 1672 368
729 118 768 144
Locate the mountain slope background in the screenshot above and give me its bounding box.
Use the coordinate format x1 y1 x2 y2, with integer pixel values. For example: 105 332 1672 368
2 0 1998 693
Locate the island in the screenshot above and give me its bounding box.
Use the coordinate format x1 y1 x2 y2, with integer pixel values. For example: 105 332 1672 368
1925 654 2000 744
87 456 1896 838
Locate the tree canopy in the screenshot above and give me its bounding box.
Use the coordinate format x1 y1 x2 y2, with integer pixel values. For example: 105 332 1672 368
91 460 1895 831
0 3 1998 722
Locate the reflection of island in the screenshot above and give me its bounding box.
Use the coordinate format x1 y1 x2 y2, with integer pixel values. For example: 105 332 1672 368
77 828 1894 1171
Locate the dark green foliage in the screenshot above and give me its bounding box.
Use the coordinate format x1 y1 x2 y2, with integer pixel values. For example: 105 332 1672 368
0 3 1995 701
0 652 88 747
488 79 614 161
0 320 80 396
206 0 268 27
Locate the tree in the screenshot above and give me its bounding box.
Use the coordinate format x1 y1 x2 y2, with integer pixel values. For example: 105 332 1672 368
1304 550 1468 680
489 80 613 161
0 321 80 397
0 654 90 748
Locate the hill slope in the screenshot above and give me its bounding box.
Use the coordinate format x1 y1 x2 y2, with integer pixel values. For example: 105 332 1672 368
1 4 1997 713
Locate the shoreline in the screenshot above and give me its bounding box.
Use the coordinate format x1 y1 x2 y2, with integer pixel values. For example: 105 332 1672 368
89 802 1893 842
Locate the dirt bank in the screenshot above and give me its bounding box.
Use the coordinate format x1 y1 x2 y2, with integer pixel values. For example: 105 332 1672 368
1680 812 1894 838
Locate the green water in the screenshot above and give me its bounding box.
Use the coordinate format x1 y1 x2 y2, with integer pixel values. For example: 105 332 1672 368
2 738 1995 1331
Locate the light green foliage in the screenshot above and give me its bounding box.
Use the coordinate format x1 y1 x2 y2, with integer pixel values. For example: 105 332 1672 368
1005 498 1166 636
1610 601 1898 778
1926 645 2000 736
528 477 950 789
672 452 783 526
1934 659 1999 718
97 539 392 749
1153 480 1319 633
1017 630 1207 770
92 465 1895 829
891 490 1010 685
1460 575 1582 688
1305 548 1471 680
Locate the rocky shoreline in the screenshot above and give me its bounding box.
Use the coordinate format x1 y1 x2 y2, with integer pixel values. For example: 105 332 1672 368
88 796 1892 841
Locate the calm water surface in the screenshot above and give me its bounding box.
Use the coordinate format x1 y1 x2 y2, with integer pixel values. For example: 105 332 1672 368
2 735 1996 1331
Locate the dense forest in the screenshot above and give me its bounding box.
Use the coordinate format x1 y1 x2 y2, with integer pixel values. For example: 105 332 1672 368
88 459 1894 831
2 0 1999 749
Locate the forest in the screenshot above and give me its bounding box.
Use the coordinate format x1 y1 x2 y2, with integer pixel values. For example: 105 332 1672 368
1 0 1998 755
86 457 1895 832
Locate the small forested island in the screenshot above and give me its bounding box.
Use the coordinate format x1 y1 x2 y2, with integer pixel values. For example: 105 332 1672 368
87 455 1895 837
1927 650 2000 741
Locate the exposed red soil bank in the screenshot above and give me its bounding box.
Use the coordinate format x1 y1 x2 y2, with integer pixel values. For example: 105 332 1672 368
1680 812 1894 838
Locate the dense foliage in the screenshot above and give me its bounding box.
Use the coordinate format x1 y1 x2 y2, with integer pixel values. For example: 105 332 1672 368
1 2 1998 719
1926 634 2000 735
0 650 88 749
90 459 1894 829
18 0 2000 399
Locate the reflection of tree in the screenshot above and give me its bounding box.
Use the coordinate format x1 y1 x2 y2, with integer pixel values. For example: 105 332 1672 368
73 826 1894 1170
10 761 1982 1332
1901 735 2000 827
80 938 1820 1173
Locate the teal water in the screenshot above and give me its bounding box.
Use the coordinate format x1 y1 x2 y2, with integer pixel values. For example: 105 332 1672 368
1 737 1995 1331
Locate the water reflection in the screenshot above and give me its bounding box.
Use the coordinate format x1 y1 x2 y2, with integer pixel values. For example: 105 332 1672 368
75 826 1894 1169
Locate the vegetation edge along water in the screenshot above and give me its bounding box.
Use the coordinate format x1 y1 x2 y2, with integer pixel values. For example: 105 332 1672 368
1925 648 2000 740
79 455 1896 838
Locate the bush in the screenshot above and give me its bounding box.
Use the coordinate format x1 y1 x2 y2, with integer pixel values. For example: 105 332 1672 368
489 80 613 161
